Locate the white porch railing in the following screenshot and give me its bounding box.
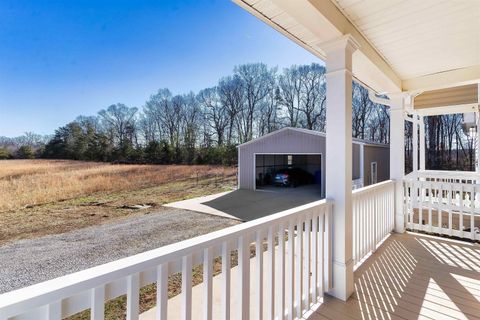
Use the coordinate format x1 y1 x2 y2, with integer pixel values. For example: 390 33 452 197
416 169 480 184
352 178 364 190
352 180 395 266
0 200 332 320
404 171 480 241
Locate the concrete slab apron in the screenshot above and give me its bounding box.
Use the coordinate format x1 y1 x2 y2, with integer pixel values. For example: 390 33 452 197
164 191 241 221
166 187 323 222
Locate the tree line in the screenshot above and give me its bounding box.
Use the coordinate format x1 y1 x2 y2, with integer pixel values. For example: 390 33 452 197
405 114 477 172
5 62 473 170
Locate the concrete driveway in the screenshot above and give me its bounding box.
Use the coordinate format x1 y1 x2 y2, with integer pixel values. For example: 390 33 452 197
167 185 323 221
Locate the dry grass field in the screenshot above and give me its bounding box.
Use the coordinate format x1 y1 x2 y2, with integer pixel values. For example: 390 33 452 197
0 160 236 244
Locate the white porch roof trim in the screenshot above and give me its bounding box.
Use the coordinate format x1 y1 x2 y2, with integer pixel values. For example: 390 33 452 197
233 0 480 94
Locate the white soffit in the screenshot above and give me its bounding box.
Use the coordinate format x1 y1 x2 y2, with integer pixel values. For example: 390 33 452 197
234 0 403 94
332 0 480 91
235 0 480 93
414 84 479 110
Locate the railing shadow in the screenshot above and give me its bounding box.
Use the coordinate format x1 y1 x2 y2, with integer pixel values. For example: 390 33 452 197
313 232 480 319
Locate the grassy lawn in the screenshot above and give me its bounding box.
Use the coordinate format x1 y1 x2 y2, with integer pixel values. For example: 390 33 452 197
0 160 236 245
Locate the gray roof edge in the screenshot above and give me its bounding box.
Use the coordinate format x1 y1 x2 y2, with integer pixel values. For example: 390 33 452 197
237 127 389 148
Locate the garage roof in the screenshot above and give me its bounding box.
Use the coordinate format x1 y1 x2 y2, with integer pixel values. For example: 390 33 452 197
238 127 389 148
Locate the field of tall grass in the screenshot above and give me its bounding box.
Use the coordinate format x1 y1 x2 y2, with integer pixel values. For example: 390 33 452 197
0 160 235 212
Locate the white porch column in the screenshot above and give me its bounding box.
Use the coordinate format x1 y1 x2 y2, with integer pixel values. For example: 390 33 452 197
412 115 419 173
322 34 359 301
419 115 426 171
477 84 480 173
389 95 407 233
359 144 365 187
477 111 480 173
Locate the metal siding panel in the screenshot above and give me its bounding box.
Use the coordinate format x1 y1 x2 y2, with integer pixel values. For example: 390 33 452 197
352 143 360 180
237 129 384 194
363 145 390 186
238 130 326 190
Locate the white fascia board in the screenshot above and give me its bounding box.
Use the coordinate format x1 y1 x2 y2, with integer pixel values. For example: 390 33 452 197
415 103 479 116
233 0 401 94
402 65 480 92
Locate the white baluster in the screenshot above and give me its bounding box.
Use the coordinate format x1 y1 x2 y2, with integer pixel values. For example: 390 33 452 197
91 286 105 320
203 247 213 320
156 264 168 320
221 242 231 320
181 255 192 320
126 273 140 320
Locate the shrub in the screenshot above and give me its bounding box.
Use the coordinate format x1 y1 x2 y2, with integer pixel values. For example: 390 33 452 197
16 145 35 159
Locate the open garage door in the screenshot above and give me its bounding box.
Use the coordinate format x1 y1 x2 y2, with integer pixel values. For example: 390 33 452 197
254 154 322 192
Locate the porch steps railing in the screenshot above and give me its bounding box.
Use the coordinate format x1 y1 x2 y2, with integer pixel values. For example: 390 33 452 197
404 174 480 241
0 199 332 320
352 180 395 266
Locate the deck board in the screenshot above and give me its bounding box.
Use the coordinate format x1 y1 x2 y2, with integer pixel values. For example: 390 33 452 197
311 232 480 320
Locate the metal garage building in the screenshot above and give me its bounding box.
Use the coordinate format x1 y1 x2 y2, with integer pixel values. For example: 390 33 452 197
237 127 389 196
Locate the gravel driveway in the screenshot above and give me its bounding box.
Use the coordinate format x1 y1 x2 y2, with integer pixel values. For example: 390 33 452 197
0 208 239 294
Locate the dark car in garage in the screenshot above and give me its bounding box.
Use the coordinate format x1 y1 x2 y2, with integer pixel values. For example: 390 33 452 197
274 168 314 187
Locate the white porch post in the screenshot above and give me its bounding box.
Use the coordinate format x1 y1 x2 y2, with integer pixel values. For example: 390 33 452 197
359 144 365 187
389 95 406 233
476 84 480 172
412 114 419 173
322 34 359 301
477 111 480 173
419 115 426 171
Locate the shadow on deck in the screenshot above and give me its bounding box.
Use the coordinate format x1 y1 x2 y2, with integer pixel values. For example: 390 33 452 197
310 232 480 320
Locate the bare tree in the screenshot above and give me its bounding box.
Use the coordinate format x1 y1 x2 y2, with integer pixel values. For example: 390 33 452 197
298 64 326 130
257 87 280 135
98 103 138 147
234 63 276 142
218 75 244 145
278 65 302 127
182 92 201 163
143 88 172 142
198 87 229 146
352 83 374 140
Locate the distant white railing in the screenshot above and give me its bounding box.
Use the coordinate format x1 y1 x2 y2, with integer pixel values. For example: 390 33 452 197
416 169 480 184
0 200 332 320
404 174 480 241
352 180 395 266
352 178 364 190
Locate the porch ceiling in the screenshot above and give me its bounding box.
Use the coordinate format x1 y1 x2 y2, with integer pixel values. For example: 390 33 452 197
234 0 480 93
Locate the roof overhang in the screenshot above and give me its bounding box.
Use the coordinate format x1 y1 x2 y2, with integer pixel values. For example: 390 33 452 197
234 0 402 94
234 0 480 96
413 84 479 116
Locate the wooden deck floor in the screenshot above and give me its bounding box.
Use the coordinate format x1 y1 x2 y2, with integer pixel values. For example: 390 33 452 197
310 232 480 320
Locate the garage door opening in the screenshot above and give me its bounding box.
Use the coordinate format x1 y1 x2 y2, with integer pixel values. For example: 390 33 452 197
254 154 322 192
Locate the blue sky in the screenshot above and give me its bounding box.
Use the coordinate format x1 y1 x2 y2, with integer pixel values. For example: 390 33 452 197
0 0 320 137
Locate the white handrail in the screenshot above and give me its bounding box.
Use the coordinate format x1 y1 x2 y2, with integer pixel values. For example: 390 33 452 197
404 178 480 241
0 199 333 320
412 170 480 183
352 180 395 266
